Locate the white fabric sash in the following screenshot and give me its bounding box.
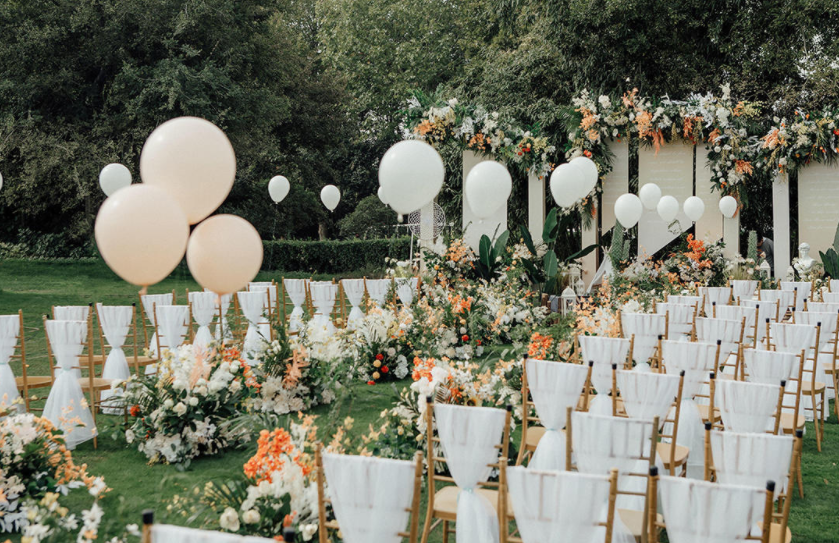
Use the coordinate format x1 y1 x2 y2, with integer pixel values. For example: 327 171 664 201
716 380 779 434
781 281 811 312
730 280 758 304
655 303 695 340
740 300 779 343
0 315 22 413
366 279 392 307
666 295 702 308
620 313 666 371
205 289 232 340
53 305 89 322
283 279 309 332
616 370 680 428
578 336 630 415
310 281 338 333
142 293 174 356
694 317 741 374
341 279 367 328
189 292 218 352
396 277 419 307
237 291 267 362
248 284 274 340
96 304 132 414
699 287 731 317
151 524 278 542
760 290 795 314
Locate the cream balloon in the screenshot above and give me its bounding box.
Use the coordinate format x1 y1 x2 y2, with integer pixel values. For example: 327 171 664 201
0 172 3 192
464 161 512 219
614 193 643 229
638 183 662 210
99 163 132 197
377 185 389 205
186 215 263 295
657 195 680 223
550 163 585 208
683 196 705 222
94 184 189 287
140 117 236 224
570 156 598 198
321 185 341 211
719 195 738 219
378 140 444 214
268 176 290 203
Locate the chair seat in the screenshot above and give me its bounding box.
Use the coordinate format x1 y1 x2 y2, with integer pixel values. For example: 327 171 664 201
801 381 826 394
432 485 514 520
79 378 114 391
524 426 547 452
697 404 721 423
77 355 105 365
656 442 690 469
780 412 806 432
15 376 52 390
619 508 663 541
131 355 159 367
759 521 792 543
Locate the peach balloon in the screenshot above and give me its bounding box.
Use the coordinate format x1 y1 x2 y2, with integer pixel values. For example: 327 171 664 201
95 184 189 286
186 214 263 295
140 117 236 224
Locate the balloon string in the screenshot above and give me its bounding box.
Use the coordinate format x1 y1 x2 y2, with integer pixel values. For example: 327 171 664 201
139 285 148 297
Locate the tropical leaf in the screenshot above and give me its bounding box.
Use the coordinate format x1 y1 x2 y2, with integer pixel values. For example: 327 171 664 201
494 230 510 255
520 225 537 256
543 250 558 279
542 208 558 244
565 243 598 263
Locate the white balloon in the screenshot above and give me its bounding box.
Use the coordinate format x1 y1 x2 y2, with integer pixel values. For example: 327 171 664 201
570 157 598 198
377 185 390 205
465 161 512 219
550 163 585 208
657 195 680 223
0 172 3 192
268 175 290 203
378 140 444 214
614 193 643 229
99 163 132 197
719 195 738 219
321 185 341 211
683 196 705 222
638 183 662 210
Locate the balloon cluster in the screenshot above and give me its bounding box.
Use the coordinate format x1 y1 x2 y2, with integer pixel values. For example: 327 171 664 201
614 182 738 230
549 157 598 208
95 117 263 295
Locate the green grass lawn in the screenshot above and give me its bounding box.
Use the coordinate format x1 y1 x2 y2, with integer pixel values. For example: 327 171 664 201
1 260 838 542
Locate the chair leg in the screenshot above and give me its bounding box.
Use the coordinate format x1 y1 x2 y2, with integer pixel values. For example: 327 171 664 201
812 391 822 452
442 521 449 543
420 513 433 543
796 454 804 499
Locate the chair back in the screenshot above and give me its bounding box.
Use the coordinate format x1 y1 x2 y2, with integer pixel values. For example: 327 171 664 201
694 317 744 376
153 305 190 354
0 313 24 412
780 281 812 312
655 302 696 340
715 380 783 434
714 305 758 345
699 287 732 317
619 313 666 369
730 280 758 304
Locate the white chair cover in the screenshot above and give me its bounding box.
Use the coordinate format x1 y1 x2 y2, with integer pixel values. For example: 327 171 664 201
189 292 218 352
0 316 22 413
248 285 274 340
96 304 132 414
249 281 278 308
715 380 780 434
740 300 779 343
205 289 233 340
156 305 190 352
237 291 267 362
396 277 419 307
830 279 839 293
742 349 796 386
806 301 839 313
661 340 717 478
151 525 277 543
655 303 695 340
578 336 630 415
322 453 416 543
283 279 309 332
759 289 795 314
658 476 767 543
42 320 96 449
667 295 702 308
141 293 174 356
714 305 757 343
730 280 758 303
507 467 635 543
620 313 665 372
526 359 589 470
794 310 838 401
616 370 680 428
781 281 812 312
694 317 742 376
698 287 731 317
53 305 90 322
771 322 827 420
309 281 338 333
341 279 367 328
366 279 393 307
822 291 839 303
434 404 507 543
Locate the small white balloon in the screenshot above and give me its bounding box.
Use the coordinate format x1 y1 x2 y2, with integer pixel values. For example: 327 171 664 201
0 172 3 191
614 193 643 229
683 196 705 222
378 140 444 215
99 163 132 197
268 175 290 203
570 157 598 198
638 183 662 210
550 163 585 208
321 185 341 211
465 161 512 219
657 195 680 223
719 195 738 219
377 185 389 205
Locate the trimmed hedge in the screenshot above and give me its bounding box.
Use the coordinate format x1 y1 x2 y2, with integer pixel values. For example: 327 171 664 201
262 237 411 273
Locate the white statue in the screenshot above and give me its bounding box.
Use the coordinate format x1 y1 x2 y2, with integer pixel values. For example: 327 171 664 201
796 242 814 273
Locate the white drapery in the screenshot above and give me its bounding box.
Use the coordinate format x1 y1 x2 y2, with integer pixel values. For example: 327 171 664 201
189 292 218 352
366 279 392 307
667 295 702 308
759 289 795 315
155 306 189 352
715 380 780 434
740 300 779 343
655 303 695 340
698 287 732 317
396 277 419 307
434 404 507 543
96 304 132 414
578 336 630 415
341 279 367 328
794 310 838 400
805 301 839 313
823 292 839 303
658 476 767 543
694 317 742 375
43 320 96 449
526 359 589 470
248 285 274 340
616 370 680 428
771 322 827 420
283 279 309 332
53 305 89 322
237 291 267 362
141 293 174 356
620 313 666 372
715 306 757 345
0 315 22 413
780 281 812 312
730 280 758 304
742 348 795 386
204 289 232 341
322 453 416 543
507 467 635 543
309 281 338 333
151 525 278 542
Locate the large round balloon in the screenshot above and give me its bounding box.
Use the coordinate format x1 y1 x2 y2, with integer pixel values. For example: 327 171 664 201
571 157 598 198
683 196 705 222
186 215 263 295
719 195 738 219
638 183 662 210
321 185 341 211
378 140 444 215
377 185 390 205
95 184 189 287
550 163 585 208
268 176 290 203
140 117 236 224
657 195 680 223
0 172 3 192
99 163 132 197
465 161 512 219
614 193 643 229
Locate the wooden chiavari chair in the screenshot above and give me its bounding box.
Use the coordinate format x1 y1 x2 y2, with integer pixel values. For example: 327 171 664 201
10 310 52 412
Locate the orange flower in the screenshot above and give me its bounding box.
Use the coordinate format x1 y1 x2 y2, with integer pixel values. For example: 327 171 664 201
415 120 434 136
243 428 309 484
734 160 754 176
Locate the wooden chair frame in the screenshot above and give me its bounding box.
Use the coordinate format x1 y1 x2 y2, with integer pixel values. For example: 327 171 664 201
11 310 53 412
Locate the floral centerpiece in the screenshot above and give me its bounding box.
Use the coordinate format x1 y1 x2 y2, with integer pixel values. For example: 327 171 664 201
349 306 412 384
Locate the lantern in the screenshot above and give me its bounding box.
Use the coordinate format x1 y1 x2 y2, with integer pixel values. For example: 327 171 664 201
759 260 771 279
560 286 577 316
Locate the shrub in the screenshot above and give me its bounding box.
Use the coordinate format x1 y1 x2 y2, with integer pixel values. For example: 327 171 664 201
262 237 411 273
337 195 394 239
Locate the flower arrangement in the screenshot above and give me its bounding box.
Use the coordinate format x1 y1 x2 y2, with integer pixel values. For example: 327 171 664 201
122 344 259 466
661 234 727 287
761 109 839 173
349 306 412 384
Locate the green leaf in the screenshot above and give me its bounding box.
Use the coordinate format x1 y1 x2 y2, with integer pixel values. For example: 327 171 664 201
494 230 510 255
833 222 839 253
521 258 544 283
479 235 492 268
542 208 558 244
565 243 598 263
543 250 558 278
520 225 537 256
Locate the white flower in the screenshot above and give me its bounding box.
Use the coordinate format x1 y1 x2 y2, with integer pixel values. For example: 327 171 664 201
242 509 260 524
163 399 174 409
88 477 107 497
220 507 240 532
301 524 318 541
125 429 135 444
173 402 187 416
188 397 199 407
229 380 242 393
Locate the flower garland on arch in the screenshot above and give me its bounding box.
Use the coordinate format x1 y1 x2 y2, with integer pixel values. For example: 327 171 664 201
760 109 839 174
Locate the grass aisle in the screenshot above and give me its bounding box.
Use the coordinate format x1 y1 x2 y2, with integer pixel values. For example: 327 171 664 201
2 260 838 542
